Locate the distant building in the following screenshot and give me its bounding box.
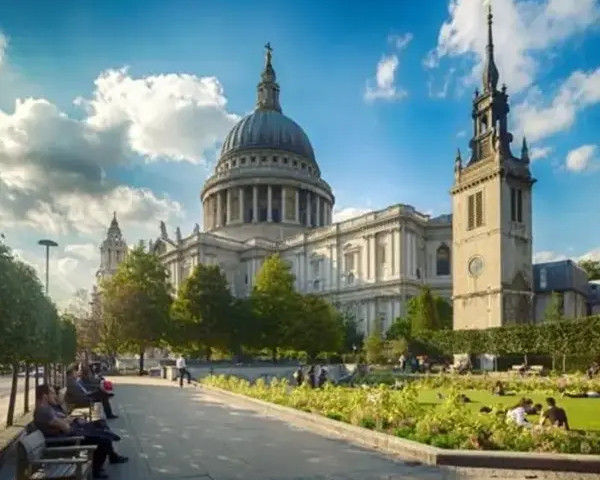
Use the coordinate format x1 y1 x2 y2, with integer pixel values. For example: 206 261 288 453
91 213 128 318
532 260 589 321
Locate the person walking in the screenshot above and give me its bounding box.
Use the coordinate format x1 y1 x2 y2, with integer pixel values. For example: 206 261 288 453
176 354 191 387
293 367 304 386
307 365 316 388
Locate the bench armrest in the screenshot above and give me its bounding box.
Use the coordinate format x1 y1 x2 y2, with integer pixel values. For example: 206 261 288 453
45 445 97 453
45 436 85 445
31 457 90 465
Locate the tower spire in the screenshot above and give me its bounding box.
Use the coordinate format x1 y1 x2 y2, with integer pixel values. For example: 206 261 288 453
521 137 530 163
256 42 282 112
482 3 499 93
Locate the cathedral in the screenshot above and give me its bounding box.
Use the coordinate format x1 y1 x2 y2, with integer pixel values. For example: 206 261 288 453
150 44 452 336
94 7 595 335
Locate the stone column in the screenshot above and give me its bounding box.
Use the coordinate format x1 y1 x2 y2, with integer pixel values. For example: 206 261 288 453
216 191 222 228
281 186 287 223
369 235 376 281
267 185 273 222
252 186 258 223
393 228 401 278
295 189 300 223
315 196 321 227
306 191 312 226
238 187 244 223
226 188 232 225
400 224 406 277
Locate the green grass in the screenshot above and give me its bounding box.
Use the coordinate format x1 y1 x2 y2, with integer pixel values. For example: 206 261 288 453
417 388 600 432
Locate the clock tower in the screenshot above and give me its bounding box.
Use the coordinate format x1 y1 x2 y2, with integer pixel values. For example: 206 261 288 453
451 5 535 329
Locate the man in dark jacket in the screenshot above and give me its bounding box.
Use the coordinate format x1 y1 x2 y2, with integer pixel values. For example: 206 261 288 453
65 368 117 419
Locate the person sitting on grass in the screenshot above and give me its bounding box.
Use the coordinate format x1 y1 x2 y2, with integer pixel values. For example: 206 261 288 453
506 398 533 428
34 384 127 479
539 397 569 430
492 380 516 396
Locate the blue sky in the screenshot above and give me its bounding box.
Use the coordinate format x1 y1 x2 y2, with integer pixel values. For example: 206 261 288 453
0 0 599 304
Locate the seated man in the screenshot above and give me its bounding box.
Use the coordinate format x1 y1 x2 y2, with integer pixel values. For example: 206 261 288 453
66 368 117 419
540 397 569 430
34 384 127 479
506 398 533 428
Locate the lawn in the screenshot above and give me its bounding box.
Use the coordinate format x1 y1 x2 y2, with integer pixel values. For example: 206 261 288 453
417 388 600 432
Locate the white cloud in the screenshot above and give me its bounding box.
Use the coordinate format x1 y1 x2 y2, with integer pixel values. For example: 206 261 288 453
332 207 373 223
565 144 598 172
388 33 413 50
581 248 600 262
529 146 553 161
64 243 97 261
428 68 455 99
0 96 182 236
364 33 412 103
364 55 407 102
515 68 600 142
456 129 467 138
77 68 239 164
426 0 600 93
0 32 7 67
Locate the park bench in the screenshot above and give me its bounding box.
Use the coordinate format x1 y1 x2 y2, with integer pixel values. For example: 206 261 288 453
16 430 96 480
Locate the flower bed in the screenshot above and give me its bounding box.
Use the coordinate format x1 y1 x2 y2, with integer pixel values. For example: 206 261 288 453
202 375 600 454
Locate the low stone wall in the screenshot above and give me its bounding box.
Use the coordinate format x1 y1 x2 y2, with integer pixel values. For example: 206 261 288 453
196 382 600 474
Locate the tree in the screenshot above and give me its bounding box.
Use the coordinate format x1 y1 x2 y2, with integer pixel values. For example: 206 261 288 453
341 314 364 353
409 287 439 334
544 291 564 323
386 317 411 340
251 254 299 361
101 246 172 374
435 297 453 330
383 338 409 364
288 295 343 361
579 259 600 280
364 328 385 364
170 263 233 361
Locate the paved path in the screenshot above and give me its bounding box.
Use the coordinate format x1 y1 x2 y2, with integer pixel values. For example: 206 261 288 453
93 377 448 480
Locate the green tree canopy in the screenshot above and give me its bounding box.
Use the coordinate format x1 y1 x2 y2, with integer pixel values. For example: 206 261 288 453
544 291 564 323
101 246 172 373
288 294 343 361
251 254 299 361
341 314 364 353
579 259 600 280
170 263 233 360
408 287 439 334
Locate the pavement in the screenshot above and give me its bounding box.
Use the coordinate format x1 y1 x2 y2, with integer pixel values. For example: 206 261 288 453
0 376 35 428
1 377 596 480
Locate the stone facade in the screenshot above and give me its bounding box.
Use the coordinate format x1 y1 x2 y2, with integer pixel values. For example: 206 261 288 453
450 7 535 329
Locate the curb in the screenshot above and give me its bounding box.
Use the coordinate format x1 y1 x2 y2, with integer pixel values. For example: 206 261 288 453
192 381 600 474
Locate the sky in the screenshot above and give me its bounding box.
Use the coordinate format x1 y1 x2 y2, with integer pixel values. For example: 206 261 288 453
0 0 599 306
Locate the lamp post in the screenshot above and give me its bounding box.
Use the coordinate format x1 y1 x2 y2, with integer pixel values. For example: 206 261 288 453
38 239 58 295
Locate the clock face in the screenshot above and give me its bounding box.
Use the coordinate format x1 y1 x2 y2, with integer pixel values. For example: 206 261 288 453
468 256 484 277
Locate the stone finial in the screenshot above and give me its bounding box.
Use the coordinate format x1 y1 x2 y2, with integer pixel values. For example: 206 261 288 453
454 148 462 178
160 221 168 240
175 227 182 243
193 223 200 234
482 3 499 93
521 137 530 163
148 239 154 251
256 42 282 113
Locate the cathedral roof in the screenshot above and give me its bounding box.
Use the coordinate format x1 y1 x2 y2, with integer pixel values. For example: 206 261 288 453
219 44 315 162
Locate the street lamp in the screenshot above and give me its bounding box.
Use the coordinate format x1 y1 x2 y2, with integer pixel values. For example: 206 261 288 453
38 239 58 295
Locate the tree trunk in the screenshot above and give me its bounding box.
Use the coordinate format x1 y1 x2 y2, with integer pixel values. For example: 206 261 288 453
272 347 277 364
523 353 528 367
53 363 57 386
24 364 30 414
205 346 211 362
35 365 39 389
6 363 18 427
43 364 49 384
139 349 145 375
562 354 566 373
551 355 556 372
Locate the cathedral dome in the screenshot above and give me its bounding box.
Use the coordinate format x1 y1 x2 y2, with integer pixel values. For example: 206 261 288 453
220 110 315 162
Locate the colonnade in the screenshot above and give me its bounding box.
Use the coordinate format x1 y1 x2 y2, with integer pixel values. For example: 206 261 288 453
203 185 332 230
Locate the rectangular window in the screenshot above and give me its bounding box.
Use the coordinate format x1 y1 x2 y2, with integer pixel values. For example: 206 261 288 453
468 194 475 230
517 189 523 222
468 191 484 230
344 253 354 272
475 191 483 227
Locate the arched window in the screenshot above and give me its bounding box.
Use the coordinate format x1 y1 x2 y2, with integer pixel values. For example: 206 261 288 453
436 244 451 276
